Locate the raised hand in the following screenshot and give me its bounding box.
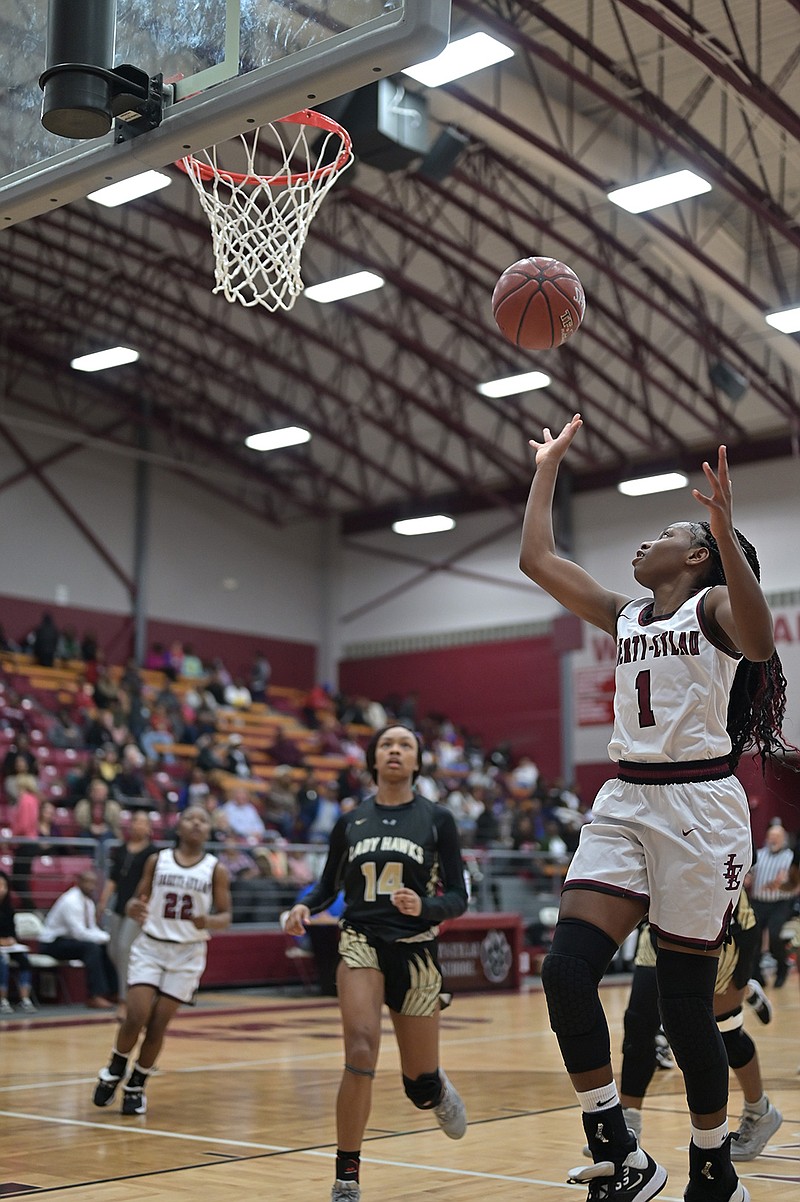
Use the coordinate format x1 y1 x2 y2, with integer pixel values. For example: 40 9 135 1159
691 446 734 540
529 413 583 469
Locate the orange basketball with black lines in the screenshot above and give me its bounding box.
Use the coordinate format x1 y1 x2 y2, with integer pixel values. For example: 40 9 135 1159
492 256 585 350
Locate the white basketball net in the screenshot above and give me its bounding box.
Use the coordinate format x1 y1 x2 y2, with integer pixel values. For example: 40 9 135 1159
179 111 354 312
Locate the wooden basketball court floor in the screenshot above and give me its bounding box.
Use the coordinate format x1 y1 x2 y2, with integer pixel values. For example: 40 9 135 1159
1 978 798 1200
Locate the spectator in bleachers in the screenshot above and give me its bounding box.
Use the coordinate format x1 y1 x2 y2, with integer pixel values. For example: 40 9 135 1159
113 744 148 807
30 611 60 669
509 754 540 794
219 785 267 842
305 779 341 845
56 625 80 663
223 676 252 710
93 665 120 713
443 778 483 841
232 847 288 923
472 788 501 849
176 765 211 812
49 703 83 749
302 682 335 730
2 731 37 779
38 868 117 1009
249 652 271 704
4 758 40 805
10 783 44 909
80 629 99 666
218 837 259 885
178 643 203 679
202 664 228 709
74 779 122 845
222 733 251 779
97 811 157 1020
143 641 169 673
336 758 368 809
0 869 36 1013
263 765 297 837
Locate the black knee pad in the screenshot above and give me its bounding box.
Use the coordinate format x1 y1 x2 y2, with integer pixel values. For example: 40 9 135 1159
620 967 660 1097
657 949 727 1115
403 1070 442 1109
717 1009 755 1071
540 919 618 1075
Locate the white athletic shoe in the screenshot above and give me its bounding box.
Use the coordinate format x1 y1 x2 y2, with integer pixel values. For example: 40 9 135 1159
433 1071 467 1139
731 1102 783 1160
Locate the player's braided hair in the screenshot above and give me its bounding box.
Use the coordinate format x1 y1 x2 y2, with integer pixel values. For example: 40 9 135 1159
691 521 793 771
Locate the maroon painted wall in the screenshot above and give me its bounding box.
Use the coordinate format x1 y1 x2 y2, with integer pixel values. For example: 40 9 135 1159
0 593 317 687
339 635 563 782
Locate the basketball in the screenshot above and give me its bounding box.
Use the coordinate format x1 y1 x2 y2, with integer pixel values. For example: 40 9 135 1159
491 257 585 350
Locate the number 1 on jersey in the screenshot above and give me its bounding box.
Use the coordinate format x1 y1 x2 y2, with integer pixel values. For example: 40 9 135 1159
635 669 656 727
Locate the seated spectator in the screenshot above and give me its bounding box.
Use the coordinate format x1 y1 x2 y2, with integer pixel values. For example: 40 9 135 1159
113 744 148 806
74 779 122 845
2 732 37 780
230 846 288 922
224 677 252 710
263 765 297 837
176 765 211 812
144 641 169 672
0 869 36 1013
93 666 120 713
180 643 205 679
38 869 117 1009
56 625 80 663
219 786 267 842
223 733 251 779
249 652 271 704
509 755 539 794
80 629 99 666
203 666 228 709
218 837 258 884
336 759 368 809
305 779 341 844
4 759 41 805
49 704 84 749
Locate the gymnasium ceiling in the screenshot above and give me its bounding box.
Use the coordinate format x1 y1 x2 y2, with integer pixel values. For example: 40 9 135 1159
2 0 799 539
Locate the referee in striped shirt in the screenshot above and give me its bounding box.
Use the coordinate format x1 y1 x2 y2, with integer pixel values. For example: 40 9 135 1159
748 822 797 988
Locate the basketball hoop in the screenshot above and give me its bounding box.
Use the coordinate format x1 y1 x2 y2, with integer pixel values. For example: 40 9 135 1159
177 110 353 311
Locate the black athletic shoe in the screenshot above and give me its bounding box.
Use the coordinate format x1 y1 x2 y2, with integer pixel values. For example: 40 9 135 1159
745 979 772 1025
121 1086 147 1115
684 1137 750 1202
567 1146 668 1202
93 1067 122 1108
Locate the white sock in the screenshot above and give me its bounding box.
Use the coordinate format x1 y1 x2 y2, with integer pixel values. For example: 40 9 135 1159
743 1094 768 1116
577 1083 620 1112
691 1120 728 1149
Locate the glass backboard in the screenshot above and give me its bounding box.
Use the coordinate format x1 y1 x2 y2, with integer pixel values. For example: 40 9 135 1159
0 0 450 226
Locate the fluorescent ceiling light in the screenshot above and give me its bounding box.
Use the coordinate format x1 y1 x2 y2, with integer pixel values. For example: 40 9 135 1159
71 346 139 372
392 515 456 536
245 426 311 452
304 272 384 303
87 170 171 207
607 170 711 214
403 31 514 87
765 305 800 334
618 471 688 497
478 370 551 397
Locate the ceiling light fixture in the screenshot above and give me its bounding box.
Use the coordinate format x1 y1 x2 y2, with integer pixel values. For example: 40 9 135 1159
478 370 551 397
617 471 688 497
87 170 172 207
607 169 711 214
403 31 514 88
245 426 311 452
764 305 800 334
70 346 139 371
304 271 384 303
392 515 456 536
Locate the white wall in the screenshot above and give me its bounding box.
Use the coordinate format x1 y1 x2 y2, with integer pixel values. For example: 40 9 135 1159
0 440 325 643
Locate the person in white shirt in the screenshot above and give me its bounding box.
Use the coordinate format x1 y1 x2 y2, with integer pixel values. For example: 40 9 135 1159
219 786 267 841
39 869 117 1009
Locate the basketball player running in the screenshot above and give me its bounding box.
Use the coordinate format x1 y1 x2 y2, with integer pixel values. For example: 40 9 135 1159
92 805 231 1114
519 415 792 1202
618 893 782 1161
285 723 468 1202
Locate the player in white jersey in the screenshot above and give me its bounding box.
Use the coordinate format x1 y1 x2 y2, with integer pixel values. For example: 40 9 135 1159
92 805 231 1115
520 415 793 1202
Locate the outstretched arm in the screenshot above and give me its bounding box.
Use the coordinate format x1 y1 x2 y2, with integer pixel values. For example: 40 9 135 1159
519 415 628 637
694 447 775 662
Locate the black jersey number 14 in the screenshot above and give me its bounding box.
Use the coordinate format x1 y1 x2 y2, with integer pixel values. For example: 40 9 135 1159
361 861 403 902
